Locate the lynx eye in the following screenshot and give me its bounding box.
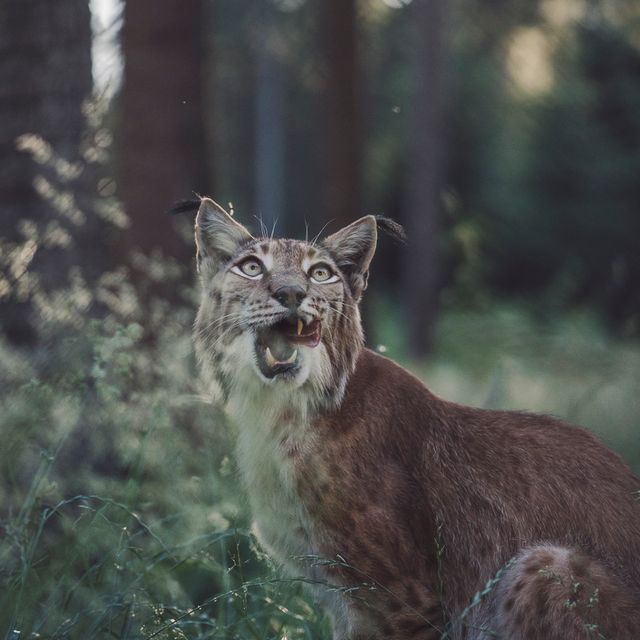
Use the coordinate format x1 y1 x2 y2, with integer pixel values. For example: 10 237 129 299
309 263 338 284
232 257 264 280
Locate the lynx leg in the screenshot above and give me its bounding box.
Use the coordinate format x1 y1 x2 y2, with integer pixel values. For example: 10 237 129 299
489 544 640 640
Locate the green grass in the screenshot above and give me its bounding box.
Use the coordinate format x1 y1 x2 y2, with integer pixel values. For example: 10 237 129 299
1 302 638 639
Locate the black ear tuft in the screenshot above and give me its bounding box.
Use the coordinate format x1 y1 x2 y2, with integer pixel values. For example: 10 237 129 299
374 216 406 243
167 198 202 216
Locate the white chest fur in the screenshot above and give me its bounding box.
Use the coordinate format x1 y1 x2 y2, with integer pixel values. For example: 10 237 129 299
226 384 320 570
219 343 363 635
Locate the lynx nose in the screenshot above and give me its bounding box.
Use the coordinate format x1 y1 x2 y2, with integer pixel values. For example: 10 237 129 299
273 285 306 310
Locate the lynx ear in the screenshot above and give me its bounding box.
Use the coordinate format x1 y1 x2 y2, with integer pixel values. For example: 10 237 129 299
322 216 377 300
195 198 254 271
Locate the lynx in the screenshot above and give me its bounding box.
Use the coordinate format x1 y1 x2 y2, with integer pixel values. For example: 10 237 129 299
188 197 640 639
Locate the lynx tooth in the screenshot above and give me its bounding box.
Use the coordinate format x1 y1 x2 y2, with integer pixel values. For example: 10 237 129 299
264 346 278 368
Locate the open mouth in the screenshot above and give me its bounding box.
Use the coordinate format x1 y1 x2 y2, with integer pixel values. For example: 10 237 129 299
254 317 321 378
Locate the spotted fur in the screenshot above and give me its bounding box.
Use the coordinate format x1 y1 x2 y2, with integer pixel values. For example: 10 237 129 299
192 198 640 639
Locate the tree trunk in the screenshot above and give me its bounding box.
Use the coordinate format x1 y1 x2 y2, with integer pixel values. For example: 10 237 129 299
119 0 208 263
254 28 286 233
319 0 361 230
0 0 94 344
403 0 448 357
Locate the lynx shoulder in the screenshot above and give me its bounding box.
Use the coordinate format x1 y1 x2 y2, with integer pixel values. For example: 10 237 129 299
190 197 640 640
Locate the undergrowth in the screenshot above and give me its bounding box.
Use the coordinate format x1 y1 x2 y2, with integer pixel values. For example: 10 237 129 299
0 315 335 639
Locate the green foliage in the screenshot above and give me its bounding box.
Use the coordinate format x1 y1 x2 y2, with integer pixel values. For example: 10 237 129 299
0 311 333 639
446 11 640 335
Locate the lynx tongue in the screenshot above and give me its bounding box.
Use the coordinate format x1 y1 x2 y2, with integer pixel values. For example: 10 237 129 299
262 331 297 365
255 318 321 375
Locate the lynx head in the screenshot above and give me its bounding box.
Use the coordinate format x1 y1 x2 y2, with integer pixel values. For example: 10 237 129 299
193 198 383 408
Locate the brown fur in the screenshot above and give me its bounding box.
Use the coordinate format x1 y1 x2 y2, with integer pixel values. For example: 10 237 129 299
300 349 640 638
191 198 640 639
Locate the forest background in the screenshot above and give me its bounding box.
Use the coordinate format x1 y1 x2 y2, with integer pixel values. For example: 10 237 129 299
1 0 639 638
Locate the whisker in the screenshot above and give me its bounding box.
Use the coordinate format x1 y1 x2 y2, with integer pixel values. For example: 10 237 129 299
253 214 269 237
328 306 353 324
311 219 334 246
247 314 285 325
199 306 249 335
198 312 244 335
329 298 360 313
205 320 245 352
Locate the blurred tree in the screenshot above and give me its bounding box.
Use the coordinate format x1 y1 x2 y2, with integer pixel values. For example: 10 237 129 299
318 0 361 230
402 0 449 356
441 0 640 335
209 0 257 221
518 23 640 333
119 0 209 265
254 47 286 232
254 5 286 232
453 0 541 52
0 0 96 344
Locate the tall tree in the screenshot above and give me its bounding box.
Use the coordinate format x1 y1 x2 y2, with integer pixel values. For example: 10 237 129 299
120 0 208 263
403 0 448 356
254 12 286 233
319 0 361 230
0 0 94 343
